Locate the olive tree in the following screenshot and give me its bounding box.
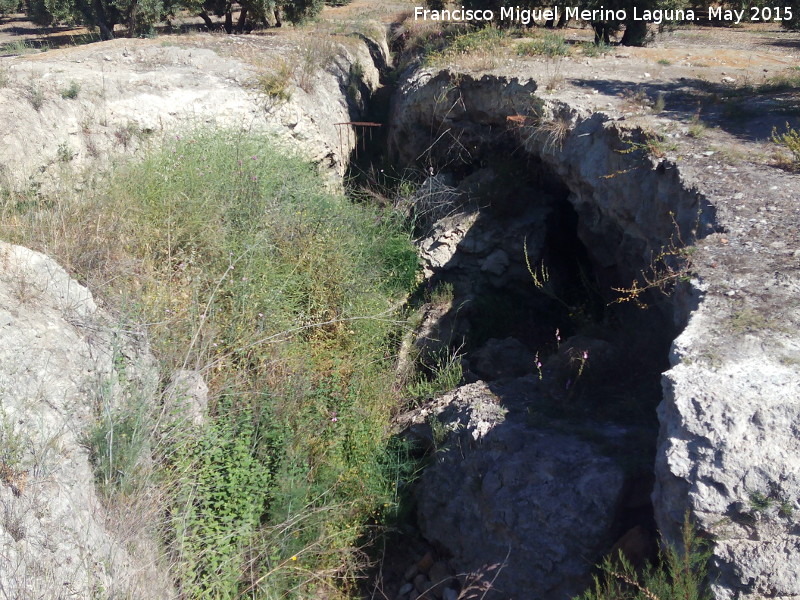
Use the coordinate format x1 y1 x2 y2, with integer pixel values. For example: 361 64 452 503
25 0 324 38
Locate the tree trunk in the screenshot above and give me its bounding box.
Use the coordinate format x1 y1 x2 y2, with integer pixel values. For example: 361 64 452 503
224 4 232 33
199 10 216 30
273 7 281 26
93 0 115 39
592 21 611 44
127 0 137 37
235 5 247 32
621 19 647 45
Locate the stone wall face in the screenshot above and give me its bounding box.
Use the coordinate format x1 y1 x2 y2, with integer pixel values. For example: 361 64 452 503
0 241 169 598
389 66 800 600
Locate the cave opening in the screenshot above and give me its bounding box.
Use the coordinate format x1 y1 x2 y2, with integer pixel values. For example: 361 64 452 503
358 142 684 599
346 72 705 599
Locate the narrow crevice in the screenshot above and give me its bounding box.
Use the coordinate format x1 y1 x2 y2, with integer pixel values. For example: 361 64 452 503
355 63 717 600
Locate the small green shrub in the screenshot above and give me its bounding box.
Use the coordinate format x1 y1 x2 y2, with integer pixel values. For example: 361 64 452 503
749 491 774 512
687 115 706 138
653 92 666 113
657 58 672 66
84 352 151 497
60 80 81 99
24 84 45 111
113 121 146 148
771 122 800 169
580 41 610 58
517 33 570 58
0 409 25 471
56 141 74 162
346 60 364 104
255 61 293 107
171 404 273 597
405 346 463 402
576 514 712 600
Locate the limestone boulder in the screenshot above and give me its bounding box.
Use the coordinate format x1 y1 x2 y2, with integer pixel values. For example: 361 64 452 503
400 381 626 600
0 241 170 598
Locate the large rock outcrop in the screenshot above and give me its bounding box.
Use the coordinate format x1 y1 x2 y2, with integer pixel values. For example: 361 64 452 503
0 241 170 598
389 66 800 600
397 379 627 600
0 32 383 190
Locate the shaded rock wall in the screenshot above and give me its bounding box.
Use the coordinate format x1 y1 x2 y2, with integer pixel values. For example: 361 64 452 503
389 69 716 289
389 66 800 600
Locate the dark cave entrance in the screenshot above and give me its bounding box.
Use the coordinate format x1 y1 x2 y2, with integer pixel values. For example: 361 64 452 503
347 87 698 599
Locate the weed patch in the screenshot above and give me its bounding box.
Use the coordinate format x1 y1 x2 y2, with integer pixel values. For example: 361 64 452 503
771 122 800 170
24 84 45 111
576 514 712 600
423 25 507 69
60 81 81 99
0 129 418 598
517 33 570 58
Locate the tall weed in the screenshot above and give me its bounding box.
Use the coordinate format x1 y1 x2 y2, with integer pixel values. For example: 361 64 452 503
0 129 418 598
576 514 712 600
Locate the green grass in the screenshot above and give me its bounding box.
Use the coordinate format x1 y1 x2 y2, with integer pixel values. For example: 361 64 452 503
422 25 507 67
579 41 611 58
24 84 45 111
1 129 419 599
0 39 42 56
576 514 712 600
60 80 81 99
405 345 463 402
517 32 570 58
772 122 800 169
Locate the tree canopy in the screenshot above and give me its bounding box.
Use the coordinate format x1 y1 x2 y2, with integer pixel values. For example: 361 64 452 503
424 0 800 44
23 0 332 39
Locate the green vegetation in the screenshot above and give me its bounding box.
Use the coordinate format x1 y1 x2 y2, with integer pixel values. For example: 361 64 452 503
1 130 418 598
0 0 18 16
517 32 570 58
748 490 794 517
424 25 507 66
25 0 325 39
772 122 800 170
0 40 41 56
254 61 294 108
577 515 712 600
405 346 463 402
580 41 611 58
687 115 707 139
60 81 81 99
24 84 45 111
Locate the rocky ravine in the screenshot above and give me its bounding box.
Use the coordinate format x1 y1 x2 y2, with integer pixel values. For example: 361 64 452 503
388 67 800 600
1 25 799 600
